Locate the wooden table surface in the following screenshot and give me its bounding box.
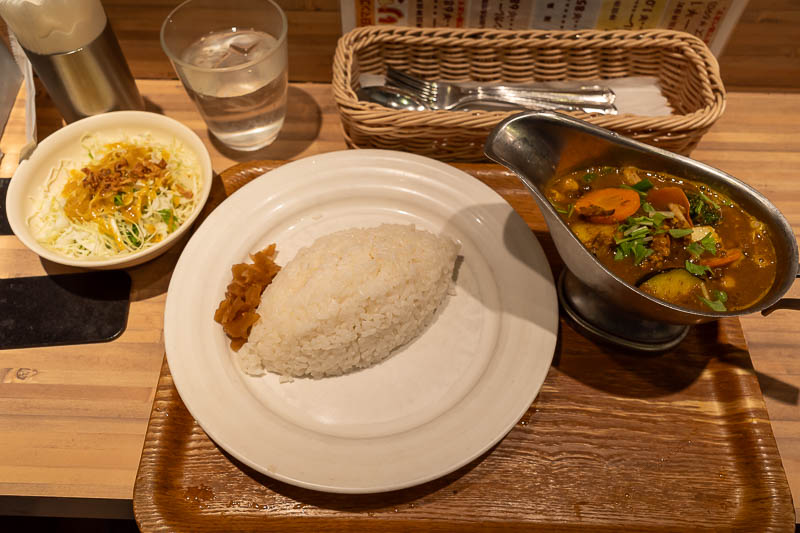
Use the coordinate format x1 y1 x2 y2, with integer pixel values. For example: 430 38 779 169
1 79 799 521
129 159 794 532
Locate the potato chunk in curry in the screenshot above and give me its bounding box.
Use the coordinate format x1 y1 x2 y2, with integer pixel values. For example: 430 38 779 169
639 269 706 308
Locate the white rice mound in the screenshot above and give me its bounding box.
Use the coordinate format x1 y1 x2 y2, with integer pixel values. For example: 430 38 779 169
237 224 460 379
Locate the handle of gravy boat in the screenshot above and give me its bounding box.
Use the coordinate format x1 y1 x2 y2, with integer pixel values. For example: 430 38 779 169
761 266 800 316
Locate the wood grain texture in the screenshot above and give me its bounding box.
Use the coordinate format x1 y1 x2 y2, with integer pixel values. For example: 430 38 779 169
0 241 177 500
3 1 795 88
132 160 793 532
96 0 800 89
1 77 798 520
102 0 342 83
0 80 348 504
0 103 186 499
717 0 800 91
690 91 800 522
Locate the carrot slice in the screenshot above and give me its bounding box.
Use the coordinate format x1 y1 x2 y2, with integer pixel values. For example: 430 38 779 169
647 187 692 222
700 248 742 268
573 188 641 224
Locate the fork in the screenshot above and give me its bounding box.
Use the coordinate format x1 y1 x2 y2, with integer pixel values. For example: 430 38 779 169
386 68 617 114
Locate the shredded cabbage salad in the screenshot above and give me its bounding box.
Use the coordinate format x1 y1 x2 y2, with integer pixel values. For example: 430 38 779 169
29 132 201 258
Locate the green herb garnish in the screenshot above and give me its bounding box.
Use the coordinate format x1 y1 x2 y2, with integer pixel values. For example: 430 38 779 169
126 224 141 247
699 232 717 254
615 219 655 265
699 191 719 209
621 178 654 199
685 260 712 277
687 242 704 257
668 228 693 238
615 233 647 245
158 209 177 232
700 289 728 312
113 193 123 206
632 242 654 264
610 192 684 265
582 172 598 183
629 215 658 225
615 239 640 262
651 212 668 227
687 191 722 226
615 215 655 264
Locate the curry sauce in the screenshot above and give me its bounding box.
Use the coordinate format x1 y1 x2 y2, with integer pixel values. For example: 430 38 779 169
545 166 777 312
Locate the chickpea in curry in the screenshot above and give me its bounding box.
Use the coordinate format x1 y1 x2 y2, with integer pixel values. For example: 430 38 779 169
544 166 777 312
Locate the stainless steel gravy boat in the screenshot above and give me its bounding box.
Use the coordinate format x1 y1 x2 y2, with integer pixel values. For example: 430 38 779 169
485 111 798 331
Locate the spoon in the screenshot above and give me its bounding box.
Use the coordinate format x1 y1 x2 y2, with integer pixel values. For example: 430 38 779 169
356 86 430 111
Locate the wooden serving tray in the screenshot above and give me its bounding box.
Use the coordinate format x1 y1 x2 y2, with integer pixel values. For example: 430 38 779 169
133 161 794 531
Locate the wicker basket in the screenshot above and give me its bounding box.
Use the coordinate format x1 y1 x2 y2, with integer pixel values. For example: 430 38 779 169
332 26 726 161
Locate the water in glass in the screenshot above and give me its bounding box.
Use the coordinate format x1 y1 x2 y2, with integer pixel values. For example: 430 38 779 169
181 29 287 151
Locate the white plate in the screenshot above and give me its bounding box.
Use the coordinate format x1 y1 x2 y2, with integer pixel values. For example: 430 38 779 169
165 150 557 493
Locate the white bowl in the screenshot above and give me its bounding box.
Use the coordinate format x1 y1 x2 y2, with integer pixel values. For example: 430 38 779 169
6 111 213 269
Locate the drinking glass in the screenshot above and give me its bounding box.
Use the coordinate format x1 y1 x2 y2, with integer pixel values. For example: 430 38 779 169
161 0 288 151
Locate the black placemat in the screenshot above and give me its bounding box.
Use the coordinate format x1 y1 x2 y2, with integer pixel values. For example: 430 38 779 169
0 270 131 349
0 178 10 235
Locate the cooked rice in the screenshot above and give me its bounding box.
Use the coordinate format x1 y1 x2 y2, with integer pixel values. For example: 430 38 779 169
237 224 459 378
